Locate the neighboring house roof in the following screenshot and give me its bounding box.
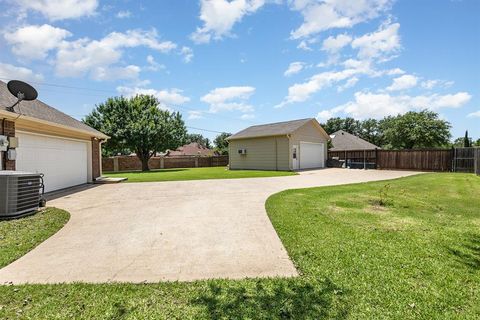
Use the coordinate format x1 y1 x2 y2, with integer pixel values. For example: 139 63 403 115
167 142 216 157
228 118 329 140
329 130 380 151
0 80 106 138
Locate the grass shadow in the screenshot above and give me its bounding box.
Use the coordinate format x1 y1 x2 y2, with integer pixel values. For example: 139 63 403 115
192 277 348 319
447 233 480 270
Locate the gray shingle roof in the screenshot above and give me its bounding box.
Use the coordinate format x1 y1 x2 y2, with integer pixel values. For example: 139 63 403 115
329 130 380 151
228 118 316 140
0 80 105 137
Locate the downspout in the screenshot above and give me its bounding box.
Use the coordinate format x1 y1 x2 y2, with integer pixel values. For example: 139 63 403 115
275 137 278 171
1 118 6 170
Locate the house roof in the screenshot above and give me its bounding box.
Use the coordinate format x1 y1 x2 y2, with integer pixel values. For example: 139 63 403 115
329 130 380 151
0 80 106 138
167 142 216 157
228 118 328 140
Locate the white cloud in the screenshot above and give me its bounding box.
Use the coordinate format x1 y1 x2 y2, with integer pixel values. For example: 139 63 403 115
297 40 313 51
284 62 305 77
191 0 266 44
116 10 131 18
337 76 358 92
180 46 194 63
0 62 44 81
201 86 255 113
351 21 401 61
117 86 191 108
276 62 374 107
330 91 472 119
240 113 255 120
91 65 141 81
386 74 418 91
4 24 71 60
467 110 480 118
146 55 166 72
386 68 405 76
188 110 204 119
321 33 352 53
55 29 177 79
17 0 98 21
290 0 393 39
421 79 454 90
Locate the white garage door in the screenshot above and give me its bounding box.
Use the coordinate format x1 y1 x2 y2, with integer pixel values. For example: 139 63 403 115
16 132 89 192
300 142 325 169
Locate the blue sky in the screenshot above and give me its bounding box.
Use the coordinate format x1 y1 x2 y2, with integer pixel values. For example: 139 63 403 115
0 0 479 140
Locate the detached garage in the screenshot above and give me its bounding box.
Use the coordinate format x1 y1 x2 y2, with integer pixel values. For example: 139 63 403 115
1 80 108 192
227 118 329 171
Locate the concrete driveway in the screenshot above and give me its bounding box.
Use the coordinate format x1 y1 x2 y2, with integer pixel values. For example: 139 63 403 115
0 168 419 284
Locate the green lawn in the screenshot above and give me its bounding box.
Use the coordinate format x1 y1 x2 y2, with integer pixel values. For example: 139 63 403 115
0 174 479 319
0 208 69 268
104 166 296 182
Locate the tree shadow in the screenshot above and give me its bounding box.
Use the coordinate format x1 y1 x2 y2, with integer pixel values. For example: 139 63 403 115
191 277 349 319
447 233 480 270
106 169 189 174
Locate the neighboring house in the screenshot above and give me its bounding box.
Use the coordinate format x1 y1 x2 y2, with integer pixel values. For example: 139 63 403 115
166 142 216 157
329 130 380 151
227 118 330 171
0 81 108 192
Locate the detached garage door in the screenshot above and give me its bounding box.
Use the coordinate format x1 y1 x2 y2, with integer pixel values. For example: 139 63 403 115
16 132 89 192
300 142 325 169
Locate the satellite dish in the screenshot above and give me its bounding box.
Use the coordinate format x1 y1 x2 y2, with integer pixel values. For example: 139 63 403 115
6 80 38 112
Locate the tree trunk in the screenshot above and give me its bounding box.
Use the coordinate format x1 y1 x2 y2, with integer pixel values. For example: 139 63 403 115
137 151 151 171
141 158 150 171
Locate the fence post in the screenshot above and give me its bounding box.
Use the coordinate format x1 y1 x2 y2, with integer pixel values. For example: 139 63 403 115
195 157 199 168
160 157 164 169
363 149 366 170
113 157 119 172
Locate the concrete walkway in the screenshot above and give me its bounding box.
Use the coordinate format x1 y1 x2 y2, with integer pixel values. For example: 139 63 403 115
0 168 419 284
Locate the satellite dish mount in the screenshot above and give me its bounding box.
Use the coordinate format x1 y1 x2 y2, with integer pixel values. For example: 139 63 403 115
6 80 38 112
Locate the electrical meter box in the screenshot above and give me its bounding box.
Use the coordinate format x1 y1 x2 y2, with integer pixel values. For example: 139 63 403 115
8 137 18 148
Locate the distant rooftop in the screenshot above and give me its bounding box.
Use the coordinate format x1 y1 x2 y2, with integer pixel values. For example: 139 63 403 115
329 130 380 151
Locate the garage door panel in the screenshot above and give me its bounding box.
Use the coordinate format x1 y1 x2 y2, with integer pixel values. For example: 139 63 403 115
16 133 89 192
300 142 325 169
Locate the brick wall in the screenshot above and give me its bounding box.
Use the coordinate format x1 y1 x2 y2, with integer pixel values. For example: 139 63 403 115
102 155 229 172
0 119 15 170
91 138 101 179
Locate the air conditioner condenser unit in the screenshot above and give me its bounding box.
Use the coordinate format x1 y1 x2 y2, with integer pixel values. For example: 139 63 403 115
0 171 45 219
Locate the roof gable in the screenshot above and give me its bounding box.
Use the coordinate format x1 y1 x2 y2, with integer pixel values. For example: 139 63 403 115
329 130 380 151
0 80 105 138
228 118 328 140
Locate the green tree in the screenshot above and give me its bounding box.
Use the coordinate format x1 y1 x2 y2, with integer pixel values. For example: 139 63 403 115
214 132 231 155
380 110 451 149
358 118 382 147
474 139 480 147
321 117 361 135
463 130 471 147
84 95 187 171
186 133 211 148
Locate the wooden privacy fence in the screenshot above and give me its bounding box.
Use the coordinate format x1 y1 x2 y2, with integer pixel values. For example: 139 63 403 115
328 148 480 172
328 148 455 172
103 155 229 172
475 148 480 176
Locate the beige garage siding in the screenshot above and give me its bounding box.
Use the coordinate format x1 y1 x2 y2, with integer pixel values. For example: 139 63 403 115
229 136 290 170
289 122 328 168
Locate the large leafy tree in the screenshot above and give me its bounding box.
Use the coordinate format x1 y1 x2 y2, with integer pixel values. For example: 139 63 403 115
84 95 187 171
380 110 451 149
186 133 211 148
214 132 231 155
321 117 361 136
